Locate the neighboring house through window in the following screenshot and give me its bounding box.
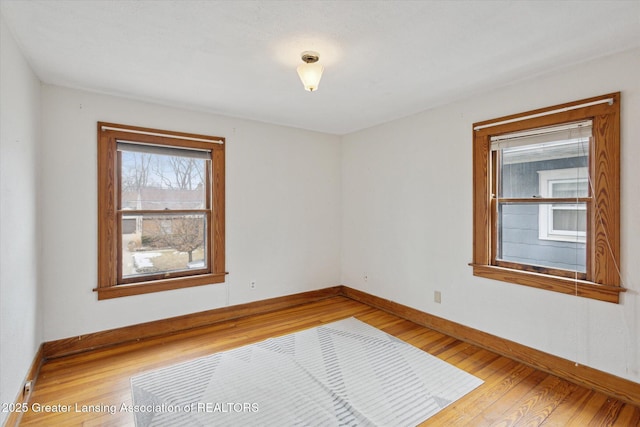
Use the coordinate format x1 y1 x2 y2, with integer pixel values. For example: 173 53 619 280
97 122 225 299
471 93 622 303
538 167 588 244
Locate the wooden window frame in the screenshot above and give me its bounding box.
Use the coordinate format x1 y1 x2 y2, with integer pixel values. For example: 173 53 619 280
96 122 225 300
471 93 623 303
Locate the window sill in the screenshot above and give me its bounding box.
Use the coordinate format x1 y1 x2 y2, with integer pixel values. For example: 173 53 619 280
94 273 227 300
470 264 624 304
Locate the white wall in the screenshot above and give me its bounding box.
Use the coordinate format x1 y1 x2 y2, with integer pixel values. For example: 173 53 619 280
341 48 640 383
0 16 42 425
40 86 341 341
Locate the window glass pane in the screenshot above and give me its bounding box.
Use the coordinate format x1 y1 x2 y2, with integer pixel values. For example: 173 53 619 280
552 208 586 233
120 149 207 210
122 213 207 279
551 181 588 198
498 202 586 273
499 138 589 199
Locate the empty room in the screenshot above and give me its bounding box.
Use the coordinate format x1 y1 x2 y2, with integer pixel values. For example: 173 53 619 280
1 1 639 426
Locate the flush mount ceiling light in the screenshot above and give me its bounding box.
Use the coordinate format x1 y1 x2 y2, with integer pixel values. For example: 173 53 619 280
296 51 324 92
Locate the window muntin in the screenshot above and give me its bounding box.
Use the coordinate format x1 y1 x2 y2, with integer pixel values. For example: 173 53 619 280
97 122 225 299
472 93 622 303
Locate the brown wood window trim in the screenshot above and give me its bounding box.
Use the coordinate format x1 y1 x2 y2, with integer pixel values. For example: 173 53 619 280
96 122 226 300
471 93 624 303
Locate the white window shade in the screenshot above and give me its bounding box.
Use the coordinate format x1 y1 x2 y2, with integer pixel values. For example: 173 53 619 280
117 140 211 160
491 120 592 151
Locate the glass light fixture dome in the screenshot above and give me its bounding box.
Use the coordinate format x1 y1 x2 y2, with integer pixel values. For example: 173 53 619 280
296 51 324 92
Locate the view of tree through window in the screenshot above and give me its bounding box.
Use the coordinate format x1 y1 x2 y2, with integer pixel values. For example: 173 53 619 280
97 122 225 299
120 147 209 280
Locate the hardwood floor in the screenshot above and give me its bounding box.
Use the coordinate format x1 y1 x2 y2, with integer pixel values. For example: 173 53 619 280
16 296 640 426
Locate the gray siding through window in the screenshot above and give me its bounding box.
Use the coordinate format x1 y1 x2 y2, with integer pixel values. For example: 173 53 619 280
499 157 587 272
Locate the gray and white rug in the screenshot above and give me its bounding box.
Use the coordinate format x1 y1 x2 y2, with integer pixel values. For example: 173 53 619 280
130 317 483 426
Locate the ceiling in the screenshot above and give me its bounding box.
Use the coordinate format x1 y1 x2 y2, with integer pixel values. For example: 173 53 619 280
1 1 639 135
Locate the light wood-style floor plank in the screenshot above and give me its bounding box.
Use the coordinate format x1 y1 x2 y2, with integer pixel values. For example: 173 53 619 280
16 296 639 426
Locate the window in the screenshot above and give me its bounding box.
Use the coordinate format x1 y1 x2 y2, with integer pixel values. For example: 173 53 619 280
538 167 587 243
472 93 622 303
97 122 225 299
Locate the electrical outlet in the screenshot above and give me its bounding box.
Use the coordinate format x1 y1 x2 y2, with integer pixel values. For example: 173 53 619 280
23 380 32 395
434 291 442 304
250 280 256 289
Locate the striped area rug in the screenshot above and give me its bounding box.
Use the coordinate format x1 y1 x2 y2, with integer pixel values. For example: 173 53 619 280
130 317 483 426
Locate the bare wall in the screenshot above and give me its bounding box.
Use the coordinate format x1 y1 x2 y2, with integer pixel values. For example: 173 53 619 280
341 48 640 383
0 15 42 425
39 86 342 341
